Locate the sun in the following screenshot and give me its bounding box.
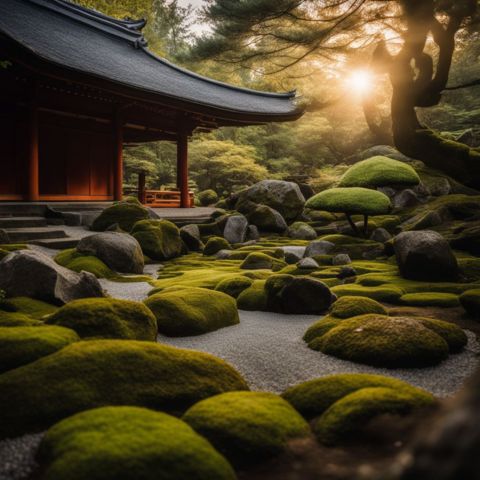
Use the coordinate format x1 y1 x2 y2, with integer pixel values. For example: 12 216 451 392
345 70 373 95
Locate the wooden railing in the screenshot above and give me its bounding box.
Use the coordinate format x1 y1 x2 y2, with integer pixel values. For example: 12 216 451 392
124 188 194 208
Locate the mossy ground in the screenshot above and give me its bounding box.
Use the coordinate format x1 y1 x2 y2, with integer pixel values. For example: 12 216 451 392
39 406 235 480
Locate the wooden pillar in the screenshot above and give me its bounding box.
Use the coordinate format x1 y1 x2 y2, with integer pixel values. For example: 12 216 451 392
177 131 190 208
113 109 124 201
138 171 146 204
27 90 39 202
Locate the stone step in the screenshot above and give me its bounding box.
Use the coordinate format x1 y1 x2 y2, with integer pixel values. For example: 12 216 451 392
31 238 80 249
4 227 69 243
0 216 48 229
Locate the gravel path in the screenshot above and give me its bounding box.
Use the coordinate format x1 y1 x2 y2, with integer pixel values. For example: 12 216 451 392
0 433 43 480
159 310 480 397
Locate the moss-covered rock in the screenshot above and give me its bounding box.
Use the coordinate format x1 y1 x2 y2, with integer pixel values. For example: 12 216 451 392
203 237 231 256
303 316 342 344
214 276 253 298
329 296 387 319
0 340 248 438
46 298 157 341
331 284 405 303
400 292 460 308
306 314 465 368
55 249 115 278
247 205 288 233
0 326 79 373
287 222 317 240
460 289 480 317
145 288 239 337
1 296 58 319
197 189 219 206
339 156 420 188
131 220 182 261
450 222 480 256
236 280 268 311
39 406 235 480
240 252 286 271
183 392 310 467
0 311 44 327
92 201 149 232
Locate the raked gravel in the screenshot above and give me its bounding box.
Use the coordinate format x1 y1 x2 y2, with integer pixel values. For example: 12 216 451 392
0 433 43 480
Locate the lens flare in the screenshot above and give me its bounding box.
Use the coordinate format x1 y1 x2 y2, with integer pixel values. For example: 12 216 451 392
345 70 373 95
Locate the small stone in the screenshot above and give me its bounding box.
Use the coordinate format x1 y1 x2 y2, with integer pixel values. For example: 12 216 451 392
297 257 319 269
287 222 317 240
377 186 396 198
223 215 249 244
337 266 357 279
282 246 306 264
215 249 232 259
180 224 203 252
370 228 392 243
394 189 420 209
332 254 351 265
305 240 335 257
247 225 260 241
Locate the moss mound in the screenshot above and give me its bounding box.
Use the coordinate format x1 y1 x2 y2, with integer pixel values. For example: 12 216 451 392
306 188 391 216
183 392 310 467
55 249 114 278
1 297 58 319
46 298 157 341
131 220 182 261
236 280 268 311
145 288 239 337
0 311 44 327
303 316 342 344
330 296 387 319
306 314 465 368
400 292 460 308
460 289 480 317
240 252 286 271
203 237 231 256
92 201 149 232
331 284 404 303
197 189 219 206
214 276 253 298
339 156 420 188
0 326 79 373
0 340 248 438
39 406 235 480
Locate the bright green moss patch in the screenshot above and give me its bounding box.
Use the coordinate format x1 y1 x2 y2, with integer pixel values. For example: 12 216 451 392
46 298 157 341
0 340 248 438
203 236 231 256
214 276 253 298
303 316 342 344
145 288 239 337
331 284 405 303
416 317 468 353
339 156 420 188
400 292 460 308
0 311 44 327
183 392 310 467
92 201 149 232
460 289 480 317
39 406 235 480
330 296 387 319
131 220 182 261
0 244 28 252
236 280 268 311
240 252 286 271
2 297 58 319
0 326 79 373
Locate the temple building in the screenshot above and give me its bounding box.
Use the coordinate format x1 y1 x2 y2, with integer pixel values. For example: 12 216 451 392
0 0 302 207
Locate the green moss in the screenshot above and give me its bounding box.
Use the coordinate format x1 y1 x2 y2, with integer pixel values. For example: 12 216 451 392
331 284 405 303
236 280 268 311
416 317 468 353
0 248 9 260
183 392 309 467
55 249 114 278
339 156 420 188
131 220 182 261
303 316 342 344
0 244 28 252
214 276 253 298
39 406 235 480
307 314 461 368
2 297 58 319
92 202 149 232
145 288 239 337
460 289 480 317
399 292 460 308
0 326 79 373
306 188 392 216
46 298 157 341
204 237 231 256
0 311 44 327
197 189 219 206
240 252 286 271
0 340 248 438
330 296 387 319
458 257 480 282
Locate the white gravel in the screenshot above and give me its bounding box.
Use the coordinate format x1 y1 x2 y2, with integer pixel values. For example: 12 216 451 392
0 433 43 480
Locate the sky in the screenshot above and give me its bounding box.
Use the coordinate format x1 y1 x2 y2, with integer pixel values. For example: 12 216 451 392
177 0 209 35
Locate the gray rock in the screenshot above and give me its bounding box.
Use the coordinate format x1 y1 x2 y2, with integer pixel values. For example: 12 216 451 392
223 215 248 244
297 257 319 269
215 249 233 259
394 189 420 209
332 254 351 265
337 266 357 279
248 205 287 233
281 246 306 264
241 253 278 270
236 180 305 221
0 229 10 244
430 177 451 196
402 208 449 231
412 181 431 199
246 225 260 241
362 247 386 260
180 224 203 252
105 223 124 232
77 232 144 274
287 222 317 240
0 250 104 304
378 186 397 198
370 227 392 243
305 240 335 257
394 230 459 281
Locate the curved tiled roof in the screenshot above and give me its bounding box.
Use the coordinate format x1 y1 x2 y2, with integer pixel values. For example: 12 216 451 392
0 0 302 122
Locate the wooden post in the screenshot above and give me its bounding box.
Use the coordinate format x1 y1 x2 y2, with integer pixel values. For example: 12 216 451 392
177 131 189 208
113 109 124 201
138 171 146 204
27 88 39 202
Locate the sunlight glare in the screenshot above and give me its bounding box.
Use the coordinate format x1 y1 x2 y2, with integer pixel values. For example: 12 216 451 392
345 70 373 96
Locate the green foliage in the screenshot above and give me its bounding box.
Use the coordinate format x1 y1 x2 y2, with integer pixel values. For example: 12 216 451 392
339 156 420 188
214 276 253 298
329 295 388 319
0 326 79 373
460 289 480 316
0 340 248 438
46 298 157 341
183 392 310 467
399 292 460 308
131 220 182 261
204 237 231 256
39 406 235 480
145 287 239 336
197 189 219 206
92 202 149 232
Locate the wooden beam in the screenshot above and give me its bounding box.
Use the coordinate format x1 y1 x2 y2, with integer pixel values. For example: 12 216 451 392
27 83 39 201
177 131 190 208
138 171 146 204
113 108 124 201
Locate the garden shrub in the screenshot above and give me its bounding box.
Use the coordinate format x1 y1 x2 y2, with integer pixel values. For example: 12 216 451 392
131 220 182 261
183 392 310 467
39 406 235 480
0 340 248 438
399 292 460 308
92 201 149 232
145 288 239 336
214 276 253 298
203 237 231 256
329 296 388 319
197 189 219 206
46 298 157 341
460 289 480 317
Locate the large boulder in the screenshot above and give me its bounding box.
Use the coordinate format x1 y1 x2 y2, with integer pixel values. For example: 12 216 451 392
305 240 335 257
235 180 305 221
248 205 287 233
394 231 459 281
77 232 144 274
0 250 104 304
131 220 182 261
180 224 204 252
91 201 149 232
223 215 248 244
